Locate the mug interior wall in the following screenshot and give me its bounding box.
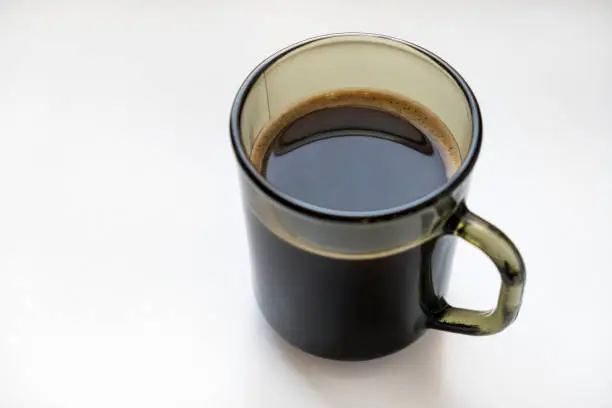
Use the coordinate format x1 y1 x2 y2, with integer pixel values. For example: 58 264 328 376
239 35 474 166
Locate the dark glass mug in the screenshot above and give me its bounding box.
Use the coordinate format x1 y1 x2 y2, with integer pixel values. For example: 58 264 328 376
230 33 526 361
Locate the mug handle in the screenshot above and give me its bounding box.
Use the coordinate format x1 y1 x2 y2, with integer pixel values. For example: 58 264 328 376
427 204 526 335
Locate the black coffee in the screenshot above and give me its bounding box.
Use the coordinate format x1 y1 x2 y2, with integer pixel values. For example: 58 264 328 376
246 91 460 360
252 90 459 212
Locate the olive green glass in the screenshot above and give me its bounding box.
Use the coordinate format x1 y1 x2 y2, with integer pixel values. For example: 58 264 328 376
230 33 526 360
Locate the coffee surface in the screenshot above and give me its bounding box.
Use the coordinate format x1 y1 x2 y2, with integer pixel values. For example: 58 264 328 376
251 90 460 212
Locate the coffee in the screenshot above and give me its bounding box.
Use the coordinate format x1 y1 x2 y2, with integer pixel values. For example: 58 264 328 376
251 90 460 212
245 90 460 359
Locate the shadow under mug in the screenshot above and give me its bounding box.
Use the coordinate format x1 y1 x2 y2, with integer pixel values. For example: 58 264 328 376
230 33 526 361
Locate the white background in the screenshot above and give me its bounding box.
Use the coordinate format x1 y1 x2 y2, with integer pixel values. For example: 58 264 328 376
1 1 611 407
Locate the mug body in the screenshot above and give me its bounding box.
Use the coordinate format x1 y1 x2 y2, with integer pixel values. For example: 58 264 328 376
244 206 460 360
230 34 525 360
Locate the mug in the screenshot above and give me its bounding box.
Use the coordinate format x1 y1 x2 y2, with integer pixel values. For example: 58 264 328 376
230 33 526 361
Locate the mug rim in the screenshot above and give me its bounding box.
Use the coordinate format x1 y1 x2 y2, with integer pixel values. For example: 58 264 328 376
230 32 483 222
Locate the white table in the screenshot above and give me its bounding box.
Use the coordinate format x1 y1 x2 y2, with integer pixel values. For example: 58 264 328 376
1 1 611 407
